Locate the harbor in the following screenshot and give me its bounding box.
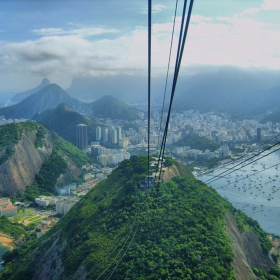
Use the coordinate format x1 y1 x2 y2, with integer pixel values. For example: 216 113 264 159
197 150 280 235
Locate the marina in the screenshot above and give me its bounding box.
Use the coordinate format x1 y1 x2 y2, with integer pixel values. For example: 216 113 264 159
197 149 280 235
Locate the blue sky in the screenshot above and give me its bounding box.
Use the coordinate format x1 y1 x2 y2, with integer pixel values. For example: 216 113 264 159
0 0 279 92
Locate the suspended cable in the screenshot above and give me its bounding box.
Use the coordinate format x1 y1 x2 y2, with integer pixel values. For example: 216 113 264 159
206 145 280 185
147 0 152 187
156 0 194 182
213 162 280 191
206 140 280 184
205 132 280 183
157 0 179 153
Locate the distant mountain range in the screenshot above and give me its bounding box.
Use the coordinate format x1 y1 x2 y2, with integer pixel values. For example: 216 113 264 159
66 67 280 119
172 67 280 119
0 83 139 121
11 78 50 103
0 84 81 119
66 75 167 103
88 94 139 120
2 66 279 121
34 103 98 145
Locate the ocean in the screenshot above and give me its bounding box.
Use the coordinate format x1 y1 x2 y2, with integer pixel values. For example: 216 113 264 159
0 243 11 271
197 149 280 235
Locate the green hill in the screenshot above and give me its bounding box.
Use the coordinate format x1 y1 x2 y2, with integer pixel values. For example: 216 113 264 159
33 103 98 145
0 157 278 280
89 95 139 120
0 121 90 199
0 84 82 120
260 110 280 124
174 134 220 152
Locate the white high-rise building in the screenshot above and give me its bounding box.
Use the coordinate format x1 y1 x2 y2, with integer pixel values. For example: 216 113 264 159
110 128 118 144
103 127 108 142
56 197 79 216
116 126 122 141
96 127 102 141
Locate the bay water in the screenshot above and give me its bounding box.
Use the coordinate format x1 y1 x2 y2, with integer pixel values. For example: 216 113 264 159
197 149 280 235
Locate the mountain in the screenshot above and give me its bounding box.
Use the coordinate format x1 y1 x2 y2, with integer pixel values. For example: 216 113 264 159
1 157 277 280
66 75 167 103
0 121 90 197
11 78 50 103
34 103 98 145
89 95 140 120
173 66 280 119
0 84 82 120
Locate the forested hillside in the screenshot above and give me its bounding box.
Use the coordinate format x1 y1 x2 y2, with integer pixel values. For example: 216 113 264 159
34 103 98 145
174 134 220 152
1 157 278 280
0 121 90 198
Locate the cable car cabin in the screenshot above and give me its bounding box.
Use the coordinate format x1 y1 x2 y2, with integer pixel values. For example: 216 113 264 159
139 176 155 190
155 173 161 183
145 176 155 186
139 175 162 190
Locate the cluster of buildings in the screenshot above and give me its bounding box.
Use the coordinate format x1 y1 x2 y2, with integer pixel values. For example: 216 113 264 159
0 198 17 216
90 142 130 166
173 145 230 160
76 124 126 150
0 116 28 126
35 195 79 216
56 197 80 216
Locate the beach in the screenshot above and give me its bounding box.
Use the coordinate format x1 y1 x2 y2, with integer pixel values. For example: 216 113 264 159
0 235 16 249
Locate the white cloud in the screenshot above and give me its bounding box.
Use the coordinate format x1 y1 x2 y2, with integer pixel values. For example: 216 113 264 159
0 10 279 88
191 15 212 22
32 27 119 37
139 4 166 14
262 0 280 10
237 8 261 16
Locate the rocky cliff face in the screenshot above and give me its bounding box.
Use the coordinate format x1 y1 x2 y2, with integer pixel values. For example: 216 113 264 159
225 212 274 280
0 129 53 196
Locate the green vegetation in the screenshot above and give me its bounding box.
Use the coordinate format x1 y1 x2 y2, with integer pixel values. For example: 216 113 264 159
229 145 245 154
0 122 41 164
53 138 90 167
20 139 90 201
34 103 98 145
90 95 139 120
19 149 67 201
0 157 275 280
260 110 280 124
0 122 90 201
0 121 90 201
122 122 140 131
34 126 45 148
252 267 280 280
0 216 28 239
231 209 273 254
174 135 220 152
186 157 223 170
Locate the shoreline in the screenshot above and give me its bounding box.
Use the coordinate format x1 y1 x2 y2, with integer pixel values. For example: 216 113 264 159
0 235 16 250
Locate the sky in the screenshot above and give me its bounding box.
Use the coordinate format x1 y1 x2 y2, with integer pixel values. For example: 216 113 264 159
0 0 280 93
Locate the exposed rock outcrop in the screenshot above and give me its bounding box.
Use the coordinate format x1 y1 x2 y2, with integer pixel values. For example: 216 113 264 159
225 212 274 280
163 164 193 182
0 129 53 196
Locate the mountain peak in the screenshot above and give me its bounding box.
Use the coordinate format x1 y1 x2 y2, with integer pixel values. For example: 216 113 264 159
40 78 51 86
11 78 51 103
